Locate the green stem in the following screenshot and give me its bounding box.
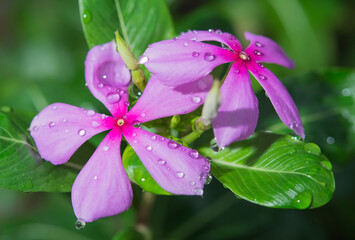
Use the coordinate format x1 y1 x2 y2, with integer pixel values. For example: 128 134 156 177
136 192 155 240
181 131 202 145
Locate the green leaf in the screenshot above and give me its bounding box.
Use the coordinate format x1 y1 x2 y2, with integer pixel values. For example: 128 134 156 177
122 146 170 195
199 133 335 209
112 227 145 240
79 0 175 56
0 109 77 192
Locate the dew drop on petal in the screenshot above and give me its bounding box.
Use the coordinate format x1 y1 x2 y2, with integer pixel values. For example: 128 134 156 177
62 118 68 123
91 121 100 128
49 122 56 128
132 120 142 128
151 135 157 141
204 52 216 62
202 165 210 172
93 176 98 180
176 171 185 179
138 55 149 64
97 83 104 88
205 173 213 185
254 50 263 56
190 37 197 41
215 29 222 34
258 62 264 68
192 96 202 103
210 138 219 152
78 129 86 136
75 218 86 230
145 145 152 151
32 126 39 132
259 75 267 81
255 42 263 47
183 42 189 47
208 29 214 33
192 51 200 57
158 159 166 165
233 69 240 74
87 110 95 117
188 150 199 159
103 146 109 151
106 92 121 104
201 44 206 48
189 181 196 186
194 187 204 195
167 140 178 149
52 105 57 110
141 113 146 118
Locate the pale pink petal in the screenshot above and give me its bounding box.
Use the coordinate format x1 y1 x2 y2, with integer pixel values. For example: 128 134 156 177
30 103 114 165
141 39 236 86
71 128 133 222
178 30 243 52
244 32 295 68
248 63 305 138
85 41 131 117
126 75 213 123
213 63 259 148
123 126 210 195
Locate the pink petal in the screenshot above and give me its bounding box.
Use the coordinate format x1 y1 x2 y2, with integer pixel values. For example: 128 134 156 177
141 39 236 86
123 126 210 195
248 63 305 138
244 32 295 68
85 41 131 117
30 103 114 165
213 63 259 148
178 30 243 52
71 128 133 222
126 75 213 123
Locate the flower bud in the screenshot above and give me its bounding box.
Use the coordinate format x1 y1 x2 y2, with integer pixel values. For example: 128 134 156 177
200 80 221 126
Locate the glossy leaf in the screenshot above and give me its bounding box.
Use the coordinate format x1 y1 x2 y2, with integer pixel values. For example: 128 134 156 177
122 146 170 195
79 0 175 56
199 132 335 209
0 109 77 192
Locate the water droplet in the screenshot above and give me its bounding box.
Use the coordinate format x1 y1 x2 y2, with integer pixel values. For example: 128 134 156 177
150 136 157 141
128 84 142 99
183 42 189 47
158 159 166 165
304 143 321 155
342 88 351 96
49 122 56 128
32 126 39 132
141 113 146 118
141 178 146 182
65 129 69 133
133 140 137 144
78 129 86 137
258 62 264 68
146 145 152 151
215 29 222 34
228 35 235 40
138 55 149 64
259 75 267 81
82 10 92 24
201 44 206 48
208 29 214 33
255 42 263 47
189 181 196 186
206 156 212 164
133 133 137 137
192 96 202 103
210 138 220 152
190 37 197 41
321 161 333 171
204 52 216 62
194 187 204 195
254 50 263 56
167 140 178 149
97 83 104 88
75 218 86 230
91 121 100 128
188 150 199 159
93 176 98 180
292 189 313 209
204 173 212 185
52 105 57 110
61 118 67 124
326 136 335 145
192 51 200 57
103 146 109 151
106 92 121 104
87 110 95 117
132 120 141 128
176 171 185 179
202 165 210 172
233 69 240 74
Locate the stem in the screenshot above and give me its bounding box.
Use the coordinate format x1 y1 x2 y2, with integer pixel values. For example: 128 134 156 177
181 131 202 145
136 192 156 240
171 193 236 240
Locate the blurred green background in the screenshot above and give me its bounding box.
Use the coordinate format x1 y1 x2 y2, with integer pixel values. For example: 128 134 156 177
1 0 354 239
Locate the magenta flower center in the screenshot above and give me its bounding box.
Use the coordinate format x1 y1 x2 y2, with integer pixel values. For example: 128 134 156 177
238 51 250 61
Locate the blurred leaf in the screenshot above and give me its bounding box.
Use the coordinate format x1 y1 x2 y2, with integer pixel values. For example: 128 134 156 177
199 132 335 209
0 109 77 192
112 226 145 240
79 0 175 56
259 68 355 162
122 146 171 195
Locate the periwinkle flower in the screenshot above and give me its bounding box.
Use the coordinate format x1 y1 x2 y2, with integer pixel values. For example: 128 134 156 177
140 30 305 148
30 41 212 223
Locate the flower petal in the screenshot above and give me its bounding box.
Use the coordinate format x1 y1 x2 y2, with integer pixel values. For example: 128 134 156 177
126 75 213 123
178 30 243 52
85 41 131 117
244 32 295 68
71 128 133 222
30 103 114 165
248 63 305 138
123 126 210 195
213 63 259 148
141 39 236 86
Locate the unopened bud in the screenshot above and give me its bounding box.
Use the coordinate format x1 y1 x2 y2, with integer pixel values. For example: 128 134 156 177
170 115 181 129
200 80 221 126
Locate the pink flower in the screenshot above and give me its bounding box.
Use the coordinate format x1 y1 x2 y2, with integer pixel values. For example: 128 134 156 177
30 41 212 223
140 30 305 148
